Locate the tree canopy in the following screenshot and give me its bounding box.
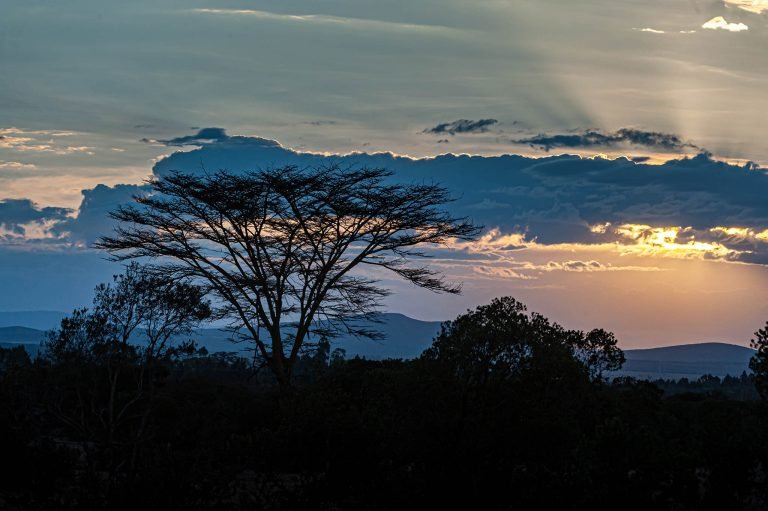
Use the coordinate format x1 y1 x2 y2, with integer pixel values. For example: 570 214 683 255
44 263 210 366
422 296 625 385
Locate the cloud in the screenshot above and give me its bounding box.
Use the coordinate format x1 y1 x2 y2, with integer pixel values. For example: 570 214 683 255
724 0 768 14
610 224 741 260
0 128 76 137
148 128 284 154
474 266 536 280
543 260 662 273
449 228 530 254
632 28 697 35
52 183 149 244
423 119 499 136
474 258 662 280
546 260 608 272
157 127 230 146
702 16 749 32
9 129 768 268
710 226 768 242
449 225 739 264
458 233 667 279
513 128 700 152
0 161 36 170
191 8 454 32
146 131 768 265
0 199 71 241
0 127 94 155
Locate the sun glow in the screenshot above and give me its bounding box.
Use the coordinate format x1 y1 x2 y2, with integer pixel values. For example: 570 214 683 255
710 226 768 242
614 224 738 259
710 226 751 237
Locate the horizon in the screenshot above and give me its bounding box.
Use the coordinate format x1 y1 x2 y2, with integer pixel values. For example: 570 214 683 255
0 310 755 353
0 305 758 351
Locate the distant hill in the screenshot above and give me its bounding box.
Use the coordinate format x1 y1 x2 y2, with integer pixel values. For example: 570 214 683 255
0 326 47 358
0 326 48 344
190 313 442 360
615 342 754 380
0 311 66 330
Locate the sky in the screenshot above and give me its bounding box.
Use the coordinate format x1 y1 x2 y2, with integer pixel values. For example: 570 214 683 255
2 0 768 348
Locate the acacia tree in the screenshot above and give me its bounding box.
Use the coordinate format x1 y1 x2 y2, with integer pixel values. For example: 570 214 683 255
96 166 480 386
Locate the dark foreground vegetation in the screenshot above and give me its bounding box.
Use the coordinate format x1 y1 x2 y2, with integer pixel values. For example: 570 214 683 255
4 166 768 509
2 299 768 510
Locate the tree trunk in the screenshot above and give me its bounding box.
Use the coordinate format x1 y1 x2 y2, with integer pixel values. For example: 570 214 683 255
269 328 291 388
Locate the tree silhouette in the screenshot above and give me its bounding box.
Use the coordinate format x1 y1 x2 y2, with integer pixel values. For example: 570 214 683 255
44 262 210 366
749 321 768 399
422 296 624 386
96 166 479 386
42 264 210 473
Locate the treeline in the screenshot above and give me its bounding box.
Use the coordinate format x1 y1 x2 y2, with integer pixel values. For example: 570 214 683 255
2 297 768 509
650 372 759 400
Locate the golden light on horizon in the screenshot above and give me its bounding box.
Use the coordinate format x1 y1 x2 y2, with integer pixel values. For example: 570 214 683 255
710 226 768 242
710 226 751 237
614 224 738 259
449 223 755 266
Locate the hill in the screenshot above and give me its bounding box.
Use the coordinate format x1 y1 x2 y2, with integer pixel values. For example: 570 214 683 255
617 342 754 379
0 311 66 330
190 313 442 360
0 326 48 344
0 326 47 357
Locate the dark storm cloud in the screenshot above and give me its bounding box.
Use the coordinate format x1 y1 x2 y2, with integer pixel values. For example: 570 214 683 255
423 119 499 135
514 128 701 152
